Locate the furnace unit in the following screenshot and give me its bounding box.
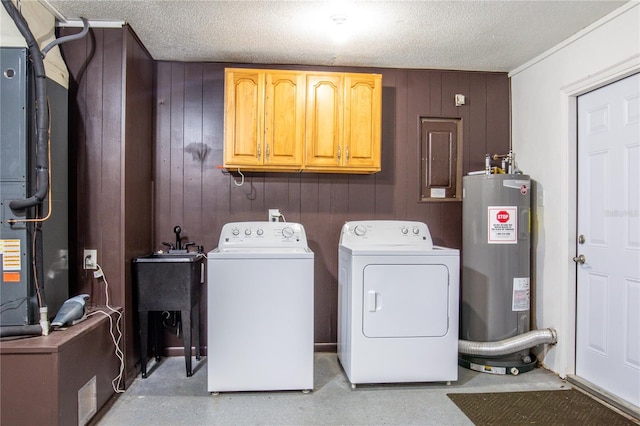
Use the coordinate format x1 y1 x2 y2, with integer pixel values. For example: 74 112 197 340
0 47 69 326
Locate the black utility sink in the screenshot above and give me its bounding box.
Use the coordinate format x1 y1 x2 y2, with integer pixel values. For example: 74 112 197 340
141 252 198 259
133 252 204 310
133 252 205 378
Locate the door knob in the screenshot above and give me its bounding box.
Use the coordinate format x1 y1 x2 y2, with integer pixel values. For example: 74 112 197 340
573 254 586 264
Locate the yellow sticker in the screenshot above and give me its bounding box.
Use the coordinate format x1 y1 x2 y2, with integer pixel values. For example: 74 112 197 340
1 239 21 271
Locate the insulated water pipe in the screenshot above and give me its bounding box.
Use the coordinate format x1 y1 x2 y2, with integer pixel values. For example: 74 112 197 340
0 324 43 338
459 328 557 357
2 0 49 211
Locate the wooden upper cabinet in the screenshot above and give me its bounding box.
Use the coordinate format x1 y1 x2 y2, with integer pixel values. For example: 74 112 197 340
343 73 382 172
264 72 305 168
224 69 304 170
224 69 263 167
305 72 381 173
304 73 344 169
224 68 382 173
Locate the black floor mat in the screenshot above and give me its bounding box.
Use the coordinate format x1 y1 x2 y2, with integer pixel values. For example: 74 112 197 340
448 389 638 425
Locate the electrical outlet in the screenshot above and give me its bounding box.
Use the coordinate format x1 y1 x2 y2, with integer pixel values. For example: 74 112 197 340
84 249 97 270
269 209 280 222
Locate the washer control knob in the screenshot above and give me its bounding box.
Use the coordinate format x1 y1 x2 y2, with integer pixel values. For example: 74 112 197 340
244 228 252 236
412 227 420 235
282 226 294 238
256 228 264 236
354 225 366 236
231 228 240 236
401 227 409 235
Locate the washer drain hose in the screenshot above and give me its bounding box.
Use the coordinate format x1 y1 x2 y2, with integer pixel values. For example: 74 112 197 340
459 328 557 357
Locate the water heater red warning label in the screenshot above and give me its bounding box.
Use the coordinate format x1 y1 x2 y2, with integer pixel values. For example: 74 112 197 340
496 211 510 223
488 206 517 244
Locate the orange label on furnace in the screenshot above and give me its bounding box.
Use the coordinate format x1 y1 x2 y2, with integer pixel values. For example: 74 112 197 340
3 271 20 282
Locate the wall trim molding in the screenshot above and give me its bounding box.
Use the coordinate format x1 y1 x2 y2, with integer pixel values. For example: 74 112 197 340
509 2 639 77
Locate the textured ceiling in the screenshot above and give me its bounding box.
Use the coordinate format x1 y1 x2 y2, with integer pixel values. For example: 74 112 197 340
43 0 628 72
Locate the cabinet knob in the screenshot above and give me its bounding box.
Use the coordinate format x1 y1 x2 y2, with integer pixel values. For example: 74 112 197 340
337 146 341 161
257 144 261 160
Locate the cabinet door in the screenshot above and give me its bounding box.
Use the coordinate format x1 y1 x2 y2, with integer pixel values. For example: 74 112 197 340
343 74 382 172
224 69 264 167
264 72 305 168
305 73 343 169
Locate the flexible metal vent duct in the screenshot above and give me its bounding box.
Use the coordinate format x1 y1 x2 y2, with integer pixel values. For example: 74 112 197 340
459 328 557 357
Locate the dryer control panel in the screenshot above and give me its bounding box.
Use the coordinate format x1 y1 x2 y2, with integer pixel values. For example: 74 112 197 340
218 221 308 248
340 220 433 248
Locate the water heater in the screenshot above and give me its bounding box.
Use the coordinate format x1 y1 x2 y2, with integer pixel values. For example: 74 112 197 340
460 173 534 374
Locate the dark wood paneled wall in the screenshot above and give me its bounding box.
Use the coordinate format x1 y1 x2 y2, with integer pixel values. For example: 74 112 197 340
60 21 508 364
122 28 154 374
154 63 509 347
60 26 154 383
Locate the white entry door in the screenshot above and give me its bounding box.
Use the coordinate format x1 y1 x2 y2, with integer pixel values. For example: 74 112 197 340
576 73 640 407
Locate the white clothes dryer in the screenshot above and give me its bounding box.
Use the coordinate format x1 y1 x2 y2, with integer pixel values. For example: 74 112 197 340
338 220 459 387
207 222 314 393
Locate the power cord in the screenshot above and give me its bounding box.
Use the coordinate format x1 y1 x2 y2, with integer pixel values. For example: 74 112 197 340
86 263 125 393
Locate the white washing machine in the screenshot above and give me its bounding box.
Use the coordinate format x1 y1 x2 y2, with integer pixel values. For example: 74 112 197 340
207 221 314 393
338 220 459 387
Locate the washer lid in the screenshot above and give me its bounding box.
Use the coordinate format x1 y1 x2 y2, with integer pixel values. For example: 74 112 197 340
208 247 313 259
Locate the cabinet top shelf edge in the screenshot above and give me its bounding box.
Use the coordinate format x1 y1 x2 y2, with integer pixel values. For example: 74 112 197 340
224 67 382 79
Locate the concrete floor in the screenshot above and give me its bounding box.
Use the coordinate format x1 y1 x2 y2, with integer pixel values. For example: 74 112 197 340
96 353 571 425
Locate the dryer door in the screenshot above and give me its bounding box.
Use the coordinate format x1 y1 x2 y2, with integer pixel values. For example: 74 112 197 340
362 264 449 338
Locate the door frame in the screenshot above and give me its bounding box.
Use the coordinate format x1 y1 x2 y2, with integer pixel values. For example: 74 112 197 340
561 58 639 413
